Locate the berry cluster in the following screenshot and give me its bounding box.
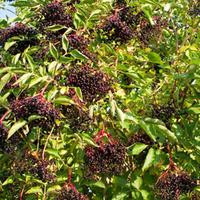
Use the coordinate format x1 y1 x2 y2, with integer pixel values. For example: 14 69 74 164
62 105 91 131
56 185 88 200
137 16 167 45
0 124 21 154
84 130 126 178
10 95 60 130
67 65 112 102
127 132 153 146
40 1 73 28
100 13 133 43
68 33 95 60
29 159 55 182
155 170 197 200
152 104 175 128
0 23 38 54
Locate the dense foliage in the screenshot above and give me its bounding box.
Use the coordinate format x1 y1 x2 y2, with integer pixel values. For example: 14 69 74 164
0 0 199 199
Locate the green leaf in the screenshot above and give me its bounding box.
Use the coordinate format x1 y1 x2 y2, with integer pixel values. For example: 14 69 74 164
45 148 61 159
70 49 88 60
62 34 69 52
28 76 48 88
46 24 66 32
148 52 163 64
25 54 35 71
116 106 125 123
2 176 14 186
0 73 12 92
128 143 148 155
7 120 27 139
26 186 43 194
4 41 16 51
91 181 106 189
47 185 61 193
54 96 74 105
142 148 155 172
12 53 21 64
75 87 83 101
13 73 32 85
81 134 98 147
49 43 59 59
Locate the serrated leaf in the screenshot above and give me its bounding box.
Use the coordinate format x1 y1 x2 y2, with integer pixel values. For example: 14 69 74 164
47 185 61 193
54 96 74 105
25 54 35 71
148 52 163 64
13 73 32 85
62 34 69 52
116 106 125 123
28 76 48 88
142 148 155 172
128 143 148 155
12 53 21 64
46 24 66 32
81 134 98 147
49 43 59 59
26 186 43 194
70 49 88 60
4 41 16 51
7 120 27 139
75 87 83 101
91 181 105 188
0 73 12 92
2 176 14 186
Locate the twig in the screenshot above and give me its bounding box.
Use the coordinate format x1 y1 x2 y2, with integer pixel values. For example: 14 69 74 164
0 110 11 124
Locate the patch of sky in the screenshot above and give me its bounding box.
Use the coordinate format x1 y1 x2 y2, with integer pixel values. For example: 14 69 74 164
0 1 16 19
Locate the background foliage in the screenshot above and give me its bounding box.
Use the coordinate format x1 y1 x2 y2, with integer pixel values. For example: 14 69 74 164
0 0 199 199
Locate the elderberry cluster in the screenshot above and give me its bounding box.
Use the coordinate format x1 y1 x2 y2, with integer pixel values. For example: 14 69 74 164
62 105 91 131
0 124 21 153
137 16 167 45
152 104 176 128
127 132 153 146
155 171 197 200
29 159 55 182
56 186 88 200
0 23 38 54
100 13 133 43
10 95 60 130
40 1 73 28
84 142 126 177
67 65 112 102
68 33 95 60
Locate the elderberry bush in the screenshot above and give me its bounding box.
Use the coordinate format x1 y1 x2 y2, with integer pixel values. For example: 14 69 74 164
67 65 112 102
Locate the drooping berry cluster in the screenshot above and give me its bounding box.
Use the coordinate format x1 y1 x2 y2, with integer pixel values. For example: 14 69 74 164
127 131 154 146
68 33 95 60
67 65 112 102
62 105 91 131
0 124 21 153
0 23 38 54
84 130 126 178
40 1 73 28
10 94 60 130
56 185 88 200
29 159 55 182
99 13 134 43
152 104 176 128
155 170 197 200
13 151 56 182
137 16 167 45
